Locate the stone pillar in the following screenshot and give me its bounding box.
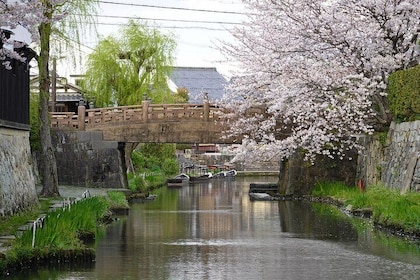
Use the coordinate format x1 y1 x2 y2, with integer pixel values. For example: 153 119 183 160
78 105 86 130
203 98 209 122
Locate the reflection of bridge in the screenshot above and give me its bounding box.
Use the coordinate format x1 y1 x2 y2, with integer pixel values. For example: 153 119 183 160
50 101 237 144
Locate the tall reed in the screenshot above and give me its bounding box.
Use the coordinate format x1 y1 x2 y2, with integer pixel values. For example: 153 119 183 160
16 196 109 249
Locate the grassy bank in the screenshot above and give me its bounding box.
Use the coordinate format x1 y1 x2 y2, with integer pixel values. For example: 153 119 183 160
312 182 420 236
0 191 129 275
0 199 51 237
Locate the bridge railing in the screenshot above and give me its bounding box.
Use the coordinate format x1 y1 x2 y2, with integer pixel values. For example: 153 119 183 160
50 112 78 129
50 101 222 130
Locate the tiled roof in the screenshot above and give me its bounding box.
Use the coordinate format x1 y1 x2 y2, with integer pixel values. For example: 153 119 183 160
30 75 83 102
170 67 228 103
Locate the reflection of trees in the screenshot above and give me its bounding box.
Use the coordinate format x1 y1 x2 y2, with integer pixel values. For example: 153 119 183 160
93 177 274 278
94 218 128 279
278 201 358 241
91 178 419 278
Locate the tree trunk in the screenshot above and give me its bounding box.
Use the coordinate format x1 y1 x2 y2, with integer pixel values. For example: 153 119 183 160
125 142 138 174
38 16 60 197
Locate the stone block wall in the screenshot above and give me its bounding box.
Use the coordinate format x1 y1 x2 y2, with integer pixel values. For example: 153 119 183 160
279 150 358 195
382 121 420 192
356 134 384 187
51 130 127 189
0 128 38 216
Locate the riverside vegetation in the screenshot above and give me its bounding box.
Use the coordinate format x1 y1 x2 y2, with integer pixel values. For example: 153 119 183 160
0 191 129 275
312 182 420 240
127 143 179 193
0 142 179 275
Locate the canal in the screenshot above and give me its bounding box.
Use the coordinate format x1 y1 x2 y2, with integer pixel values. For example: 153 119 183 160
15 176 420 279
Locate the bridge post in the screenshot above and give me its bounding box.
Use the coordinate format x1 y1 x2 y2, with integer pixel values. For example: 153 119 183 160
142 100 149 122
204 101 209 121
78 105 86 130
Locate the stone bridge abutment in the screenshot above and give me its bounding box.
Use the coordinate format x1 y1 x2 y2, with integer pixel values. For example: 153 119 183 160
49 102 242 188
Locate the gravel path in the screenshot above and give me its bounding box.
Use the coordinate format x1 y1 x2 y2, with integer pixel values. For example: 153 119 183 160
36 185 129 199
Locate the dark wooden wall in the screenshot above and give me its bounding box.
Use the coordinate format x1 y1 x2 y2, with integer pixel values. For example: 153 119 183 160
0 58 30 130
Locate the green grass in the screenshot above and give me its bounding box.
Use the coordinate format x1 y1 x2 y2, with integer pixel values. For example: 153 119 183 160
0 196 114 274
15 196 110 249
0 199 51 236
312 182 420 233
312 181 360 203
128 172 167 192
1 192 130 275
107 191 130 210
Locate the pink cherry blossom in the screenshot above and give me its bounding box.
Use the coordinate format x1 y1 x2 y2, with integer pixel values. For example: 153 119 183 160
220 0 419 163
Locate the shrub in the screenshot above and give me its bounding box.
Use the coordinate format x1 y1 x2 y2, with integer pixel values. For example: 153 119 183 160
131 150 146 170
127 173 147 192
162 158 179 175
388 64 420 122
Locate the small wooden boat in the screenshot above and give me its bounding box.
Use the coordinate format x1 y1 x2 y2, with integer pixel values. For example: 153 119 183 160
249 192 273 201
225 169 237 177
212 169 237 178
189 172 213 183
167 173 190 187
145 194 158 201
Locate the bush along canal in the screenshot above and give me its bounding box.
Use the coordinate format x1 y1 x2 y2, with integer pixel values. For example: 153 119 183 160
0 190 130 276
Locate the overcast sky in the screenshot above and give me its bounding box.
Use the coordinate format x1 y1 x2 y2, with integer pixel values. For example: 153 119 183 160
71 0 248 78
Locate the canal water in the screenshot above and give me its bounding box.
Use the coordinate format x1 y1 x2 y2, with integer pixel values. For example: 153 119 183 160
13 176 420 279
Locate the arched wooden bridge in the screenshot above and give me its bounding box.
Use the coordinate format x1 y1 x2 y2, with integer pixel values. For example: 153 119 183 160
50 101 239 144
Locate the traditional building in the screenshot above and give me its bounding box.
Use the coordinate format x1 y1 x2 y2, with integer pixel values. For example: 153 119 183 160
168 67 229 153
30 75 85 113
168 66 228 103
0 26 38 215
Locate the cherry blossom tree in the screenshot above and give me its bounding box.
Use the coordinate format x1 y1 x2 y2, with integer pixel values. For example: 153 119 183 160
221 0 420 163
1 0 98 196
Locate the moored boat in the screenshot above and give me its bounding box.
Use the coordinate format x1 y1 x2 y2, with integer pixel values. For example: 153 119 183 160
167 173 190 187
189 172 213 183
249 192 273 201
212 169 237 178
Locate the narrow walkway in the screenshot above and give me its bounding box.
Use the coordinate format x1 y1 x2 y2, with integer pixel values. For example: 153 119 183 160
36 185 129 199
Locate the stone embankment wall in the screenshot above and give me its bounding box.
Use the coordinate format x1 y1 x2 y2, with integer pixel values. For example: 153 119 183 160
356 134 384 187
51 130 127 189
279 150 358 195
382 121 420 192
357 120 420 192
278 120 420 194
0 128 38 215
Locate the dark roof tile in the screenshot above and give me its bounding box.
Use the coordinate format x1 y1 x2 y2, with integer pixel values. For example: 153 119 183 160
170 67 228 103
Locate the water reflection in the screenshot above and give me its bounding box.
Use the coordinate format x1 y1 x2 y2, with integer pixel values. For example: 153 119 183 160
9 176 420 279
91 177 419 280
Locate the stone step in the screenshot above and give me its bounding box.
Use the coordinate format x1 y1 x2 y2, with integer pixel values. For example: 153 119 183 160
0 235 15 242
0 235 15 248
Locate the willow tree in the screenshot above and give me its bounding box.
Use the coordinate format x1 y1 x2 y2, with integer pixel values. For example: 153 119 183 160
82 20 179 173
82 20 179 107
1 0 99 197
